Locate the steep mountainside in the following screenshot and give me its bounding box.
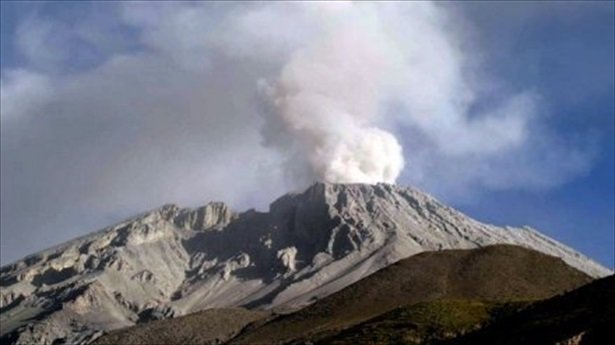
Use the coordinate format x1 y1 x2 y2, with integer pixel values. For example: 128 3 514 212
0 183 610 344
231 245 593 344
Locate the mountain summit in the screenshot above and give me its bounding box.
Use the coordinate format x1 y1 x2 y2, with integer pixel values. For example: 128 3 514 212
0 183 610 344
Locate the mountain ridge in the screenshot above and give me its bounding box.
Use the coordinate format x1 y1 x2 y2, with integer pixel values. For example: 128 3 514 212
0 182 611 344
230 244 594 344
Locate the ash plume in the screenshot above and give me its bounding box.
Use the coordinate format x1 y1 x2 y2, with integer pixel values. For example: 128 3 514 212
0 1 599 263
248 2 532 186
257 13 405 184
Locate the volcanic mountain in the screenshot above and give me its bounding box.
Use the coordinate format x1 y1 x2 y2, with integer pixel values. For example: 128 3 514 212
0 183 610 344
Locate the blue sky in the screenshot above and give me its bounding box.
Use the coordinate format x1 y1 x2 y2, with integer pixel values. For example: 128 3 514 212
1 2 613 268
449 2 614 268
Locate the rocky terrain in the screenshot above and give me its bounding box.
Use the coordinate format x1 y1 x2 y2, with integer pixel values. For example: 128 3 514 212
0 183 611 344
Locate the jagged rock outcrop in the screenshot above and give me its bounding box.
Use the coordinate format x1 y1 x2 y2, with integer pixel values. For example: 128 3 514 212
172 202 235 231
0 183 611 344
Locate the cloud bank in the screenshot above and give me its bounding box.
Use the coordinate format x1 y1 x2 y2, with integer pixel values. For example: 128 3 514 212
1 2 597 262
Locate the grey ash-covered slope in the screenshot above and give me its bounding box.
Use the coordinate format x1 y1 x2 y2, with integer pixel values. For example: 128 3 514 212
0 183 611 344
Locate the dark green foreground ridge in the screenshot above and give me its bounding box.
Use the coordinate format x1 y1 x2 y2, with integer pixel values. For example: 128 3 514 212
444 274 615 345
231 244 592 344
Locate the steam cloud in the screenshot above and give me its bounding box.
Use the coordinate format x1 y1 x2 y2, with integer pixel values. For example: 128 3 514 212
238 2 532 185
1 1 599 262
257 6 405 184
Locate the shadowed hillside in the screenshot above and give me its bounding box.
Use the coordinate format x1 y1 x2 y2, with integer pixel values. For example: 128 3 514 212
314 299 532 345
309 276 614 345
443 274 615 345
92 308 268 345
231 244 592 344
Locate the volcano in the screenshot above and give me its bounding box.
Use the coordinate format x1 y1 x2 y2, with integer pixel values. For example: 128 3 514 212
0 183 610 344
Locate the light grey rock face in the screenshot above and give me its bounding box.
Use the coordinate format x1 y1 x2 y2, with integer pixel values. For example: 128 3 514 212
172 202 235 231
0 183 610 344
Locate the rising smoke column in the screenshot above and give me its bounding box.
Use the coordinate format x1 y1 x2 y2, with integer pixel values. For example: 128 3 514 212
256 2 533 188
259 4 405 185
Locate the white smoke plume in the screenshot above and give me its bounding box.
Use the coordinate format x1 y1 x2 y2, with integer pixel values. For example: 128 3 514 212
257 7 405 184
1 1 599 262
229 2 532 185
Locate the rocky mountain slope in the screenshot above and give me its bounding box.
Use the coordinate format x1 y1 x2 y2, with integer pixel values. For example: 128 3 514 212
230 244 593 344
0 183 610 344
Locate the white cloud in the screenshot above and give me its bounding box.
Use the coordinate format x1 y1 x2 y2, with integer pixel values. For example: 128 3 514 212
0 2 598 262
0 69 52 122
